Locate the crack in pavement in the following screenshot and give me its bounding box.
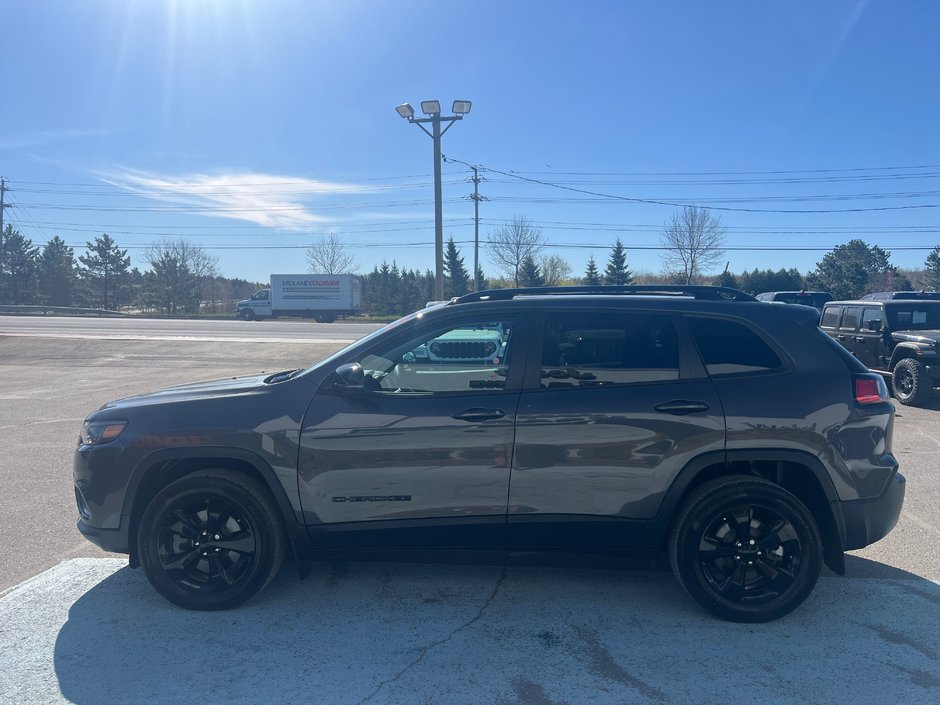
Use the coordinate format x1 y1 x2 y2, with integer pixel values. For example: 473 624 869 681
354 564 508 705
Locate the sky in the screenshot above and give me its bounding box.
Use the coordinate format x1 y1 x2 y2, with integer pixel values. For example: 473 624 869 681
2 0 940 284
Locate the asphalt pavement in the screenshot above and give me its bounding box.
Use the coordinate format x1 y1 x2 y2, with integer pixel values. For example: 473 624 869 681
1 315 940 704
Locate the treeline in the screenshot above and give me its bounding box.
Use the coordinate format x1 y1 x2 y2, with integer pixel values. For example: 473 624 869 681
0 226 260 313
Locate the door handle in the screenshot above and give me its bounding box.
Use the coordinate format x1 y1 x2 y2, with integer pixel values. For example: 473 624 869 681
452 408 506 422
837 334 847 340
854 336 865 342
654 400 710 415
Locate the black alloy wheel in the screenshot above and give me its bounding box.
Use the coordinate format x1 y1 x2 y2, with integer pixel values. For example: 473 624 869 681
669 476 822 622
137 471 286 610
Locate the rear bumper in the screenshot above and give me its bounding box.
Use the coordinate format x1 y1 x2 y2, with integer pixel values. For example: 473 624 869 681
833 470 906 551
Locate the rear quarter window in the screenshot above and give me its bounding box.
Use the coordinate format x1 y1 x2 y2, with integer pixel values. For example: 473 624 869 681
686 316 783 376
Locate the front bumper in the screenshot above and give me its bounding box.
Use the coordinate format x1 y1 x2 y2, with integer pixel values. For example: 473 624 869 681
833 470 906 550
77 518 130 554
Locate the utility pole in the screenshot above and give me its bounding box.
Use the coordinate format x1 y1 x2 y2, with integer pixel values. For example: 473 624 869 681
469 165 485 291
0 178 12 292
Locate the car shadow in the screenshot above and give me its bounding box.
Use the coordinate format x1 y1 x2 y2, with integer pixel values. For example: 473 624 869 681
48 555 940 705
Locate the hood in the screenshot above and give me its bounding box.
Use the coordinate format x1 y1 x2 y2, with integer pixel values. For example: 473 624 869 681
891 330 940 345
98 373 271 411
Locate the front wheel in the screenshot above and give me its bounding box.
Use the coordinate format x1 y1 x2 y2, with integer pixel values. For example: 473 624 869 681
668 476 822 622
240 309 255 321
892 357 931 406
137 471 286 610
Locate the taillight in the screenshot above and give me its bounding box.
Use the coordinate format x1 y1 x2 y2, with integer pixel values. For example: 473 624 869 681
855 374 889 404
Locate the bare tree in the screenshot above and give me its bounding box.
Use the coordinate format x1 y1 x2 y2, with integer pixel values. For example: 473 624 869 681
486 215 546 286
306 233 357 274
539 254 572 285
143 238 218 314
660 206 726 284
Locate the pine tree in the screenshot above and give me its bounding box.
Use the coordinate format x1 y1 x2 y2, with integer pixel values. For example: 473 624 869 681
38 236 77 306
518 255 544 287
604 238 633 285
926 246 940 291
79 233 131 309
443 237 471 297
0 225 39 304
584 256 601 285
474 265 486 292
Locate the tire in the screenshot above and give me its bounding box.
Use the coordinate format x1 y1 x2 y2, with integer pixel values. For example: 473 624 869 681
240 309 255 321
668 476 822 623
892 357 931 406
137 470 286 610
314 313 336 323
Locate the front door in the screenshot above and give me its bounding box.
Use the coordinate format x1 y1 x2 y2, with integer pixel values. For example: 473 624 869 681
297 313 526 549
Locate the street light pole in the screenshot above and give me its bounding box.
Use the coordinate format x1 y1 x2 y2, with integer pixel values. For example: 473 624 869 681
431 116 444 301
396 100 471 301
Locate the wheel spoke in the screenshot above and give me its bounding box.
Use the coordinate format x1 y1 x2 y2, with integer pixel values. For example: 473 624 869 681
717 562 747 601
208 554 236 586
162 548 201 572
214 532 255 555
755 559 796 594
730 508 751 544
700 536 737 559
757 519 788 549
167 510 201 540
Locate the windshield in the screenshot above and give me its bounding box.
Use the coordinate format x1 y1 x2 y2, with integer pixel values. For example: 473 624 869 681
888 305 940 330
297 309 427 376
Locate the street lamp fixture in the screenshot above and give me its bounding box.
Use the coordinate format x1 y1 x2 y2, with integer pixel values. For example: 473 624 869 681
395 98 472 300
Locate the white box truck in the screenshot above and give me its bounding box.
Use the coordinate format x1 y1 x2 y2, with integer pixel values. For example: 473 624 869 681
235 274 361 322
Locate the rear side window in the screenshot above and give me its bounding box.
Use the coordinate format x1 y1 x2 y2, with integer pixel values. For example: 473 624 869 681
840 306 860 331
820 306 842 328
687 317 783 376
540 311 679 387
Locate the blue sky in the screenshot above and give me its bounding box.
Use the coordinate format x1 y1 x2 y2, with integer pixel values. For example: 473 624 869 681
2 0 939 283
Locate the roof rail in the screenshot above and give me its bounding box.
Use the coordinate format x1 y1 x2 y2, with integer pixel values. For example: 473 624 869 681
450 285 755 304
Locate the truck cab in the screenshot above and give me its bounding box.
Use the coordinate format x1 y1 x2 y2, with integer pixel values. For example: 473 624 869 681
236 289 272 320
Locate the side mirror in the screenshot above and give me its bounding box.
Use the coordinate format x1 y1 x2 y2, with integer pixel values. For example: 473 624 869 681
334 362 365 390
867 320 882 331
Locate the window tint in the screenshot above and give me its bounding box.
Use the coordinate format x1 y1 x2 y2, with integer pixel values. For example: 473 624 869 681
687 317 782 375
840 306 860 331
540 312 679 387
889 304 940 330
820 306 841 328
358 318 515 394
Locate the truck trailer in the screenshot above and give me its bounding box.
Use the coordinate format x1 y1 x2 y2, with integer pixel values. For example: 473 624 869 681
235 274 361 322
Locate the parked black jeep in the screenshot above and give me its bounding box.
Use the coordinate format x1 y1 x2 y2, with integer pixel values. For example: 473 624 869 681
821 298 940 405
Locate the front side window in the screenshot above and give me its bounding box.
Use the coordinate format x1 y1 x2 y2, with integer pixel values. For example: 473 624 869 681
358 317 515 394
251 290 270 301
540 311 679 388
687 316 783 376
861 307 884 330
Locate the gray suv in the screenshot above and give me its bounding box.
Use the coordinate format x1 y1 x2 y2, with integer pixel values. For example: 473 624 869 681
74 286 905 622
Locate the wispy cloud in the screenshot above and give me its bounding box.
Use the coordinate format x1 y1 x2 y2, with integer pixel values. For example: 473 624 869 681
98 168 374 229
0 128 110 151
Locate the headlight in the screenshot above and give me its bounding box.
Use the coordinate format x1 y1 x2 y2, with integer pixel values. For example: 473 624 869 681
79 420 128 446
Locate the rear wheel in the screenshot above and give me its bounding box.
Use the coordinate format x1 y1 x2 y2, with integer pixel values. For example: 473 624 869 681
668 476 822 622
892 357 931 406
137 470 286 610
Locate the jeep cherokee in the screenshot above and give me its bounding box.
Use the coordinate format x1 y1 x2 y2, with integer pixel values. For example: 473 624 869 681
74 285 905 622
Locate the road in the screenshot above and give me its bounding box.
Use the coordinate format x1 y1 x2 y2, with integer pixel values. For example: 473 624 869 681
1 314 939 703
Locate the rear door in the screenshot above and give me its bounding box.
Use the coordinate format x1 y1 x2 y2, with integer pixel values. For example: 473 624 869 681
834 305 861 354
507 308 725 550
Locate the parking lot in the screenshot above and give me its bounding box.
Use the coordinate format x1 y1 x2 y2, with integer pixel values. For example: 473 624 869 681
2 316 940 704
